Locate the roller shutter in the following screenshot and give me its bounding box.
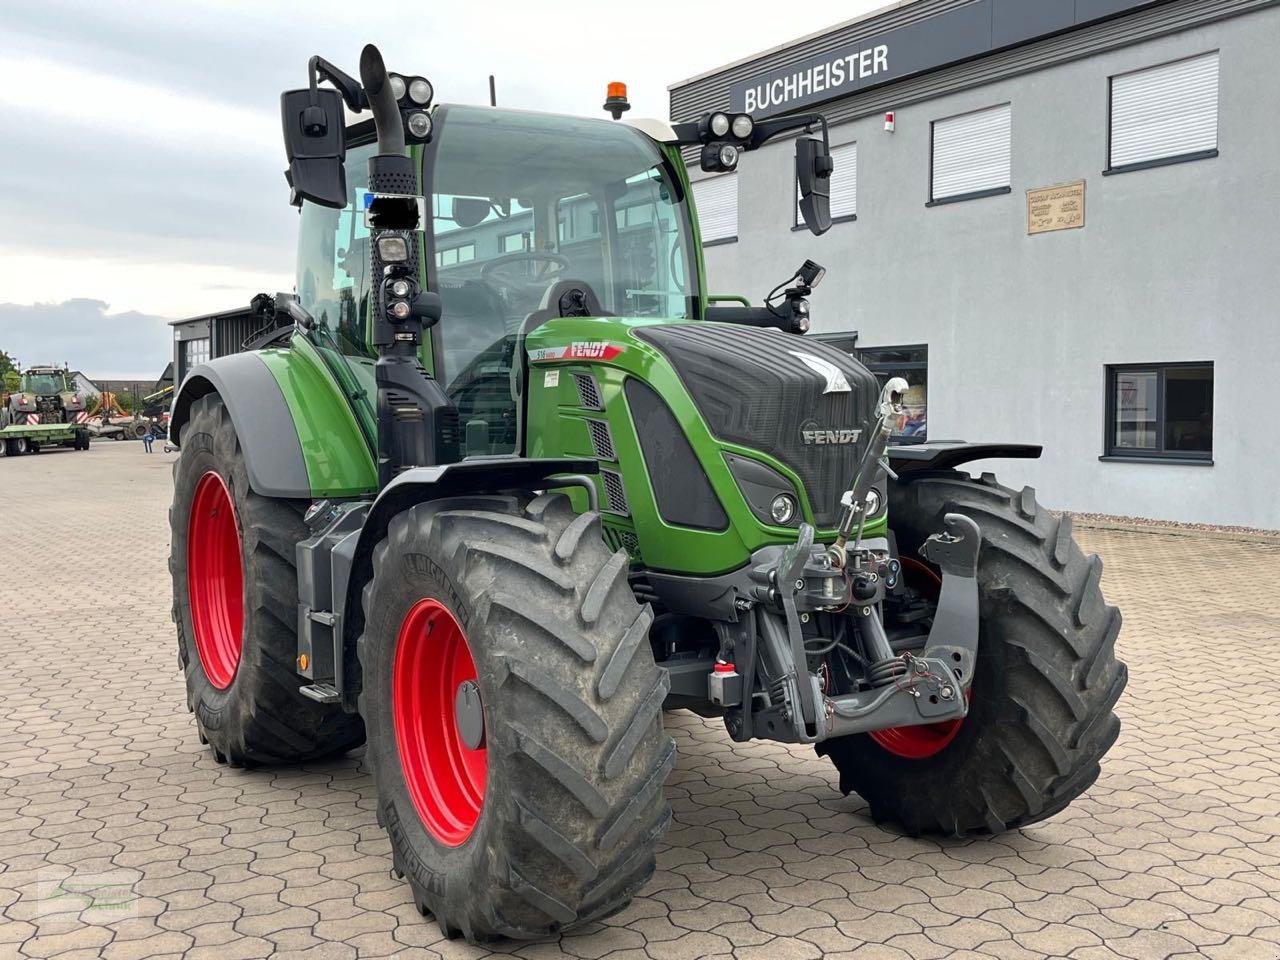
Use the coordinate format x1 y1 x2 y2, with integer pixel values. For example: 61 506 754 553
931 103 1011 202
692 174 737 244
1109 51 1219 170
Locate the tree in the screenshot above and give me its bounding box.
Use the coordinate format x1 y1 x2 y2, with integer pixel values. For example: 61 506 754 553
0 350 15 380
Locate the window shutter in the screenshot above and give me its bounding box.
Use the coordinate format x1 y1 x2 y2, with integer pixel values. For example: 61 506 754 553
798 141 857 223
931 103 1011 201
692 175 737 243
1110 52 1219 169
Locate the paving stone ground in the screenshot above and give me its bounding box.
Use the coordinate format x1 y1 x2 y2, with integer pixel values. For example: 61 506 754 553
2 441 1280 960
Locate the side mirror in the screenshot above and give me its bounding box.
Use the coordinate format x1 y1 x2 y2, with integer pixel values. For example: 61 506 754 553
450 196 492 229
796 137 833 236
281 87 347 208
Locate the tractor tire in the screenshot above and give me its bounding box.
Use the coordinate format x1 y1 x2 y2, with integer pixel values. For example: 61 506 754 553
357 493 673 942
817 472 1127 837
170 393 364 765
6 437 27 456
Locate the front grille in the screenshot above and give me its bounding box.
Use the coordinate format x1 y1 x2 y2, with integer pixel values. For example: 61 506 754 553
633 324 879 527
586 419 616 461
600 469 630 515
573 373 603 410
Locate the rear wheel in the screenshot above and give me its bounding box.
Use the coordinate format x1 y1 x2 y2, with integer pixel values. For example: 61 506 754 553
818 472 1127 836
358 493 673 942
170 393 364 765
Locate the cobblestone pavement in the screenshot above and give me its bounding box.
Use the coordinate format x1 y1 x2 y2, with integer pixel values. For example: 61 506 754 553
3 441 1280 960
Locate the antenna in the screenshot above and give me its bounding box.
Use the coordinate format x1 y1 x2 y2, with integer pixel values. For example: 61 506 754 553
489 75 497 107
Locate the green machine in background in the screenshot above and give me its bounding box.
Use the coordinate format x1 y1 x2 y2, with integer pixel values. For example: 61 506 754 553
168 46 1126 942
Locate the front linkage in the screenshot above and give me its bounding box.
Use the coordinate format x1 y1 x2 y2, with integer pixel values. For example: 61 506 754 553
707 379 981 746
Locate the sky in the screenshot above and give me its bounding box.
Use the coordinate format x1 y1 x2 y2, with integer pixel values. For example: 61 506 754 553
0 0 886 378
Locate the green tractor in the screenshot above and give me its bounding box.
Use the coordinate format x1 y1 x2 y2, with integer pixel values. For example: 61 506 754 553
5 365 86 427
169 46 1126 942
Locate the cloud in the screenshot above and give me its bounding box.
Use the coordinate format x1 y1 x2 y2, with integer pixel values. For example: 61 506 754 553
0 299 172 381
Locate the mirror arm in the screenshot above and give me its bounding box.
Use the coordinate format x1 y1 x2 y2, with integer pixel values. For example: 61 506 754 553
748 112 829 150
308 55 367 112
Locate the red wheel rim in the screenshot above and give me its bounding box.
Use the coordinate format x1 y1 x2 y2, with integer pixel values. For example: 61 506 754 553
393 598 487 846
869 557 965 759
187 471 244 690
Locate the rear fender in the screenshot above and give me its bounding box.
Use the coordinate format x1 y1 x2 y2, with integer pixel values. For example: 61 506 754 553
170 354 313 498
170 350 376 499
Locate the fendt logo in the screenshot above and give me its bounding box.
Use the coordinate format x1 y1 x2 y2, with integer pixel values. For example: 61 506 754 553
528 341 623 363
800 420 862 446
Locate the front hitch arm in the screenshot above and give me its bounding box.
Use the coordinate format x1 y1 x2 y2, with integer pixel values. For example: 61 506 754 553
821 512 982 740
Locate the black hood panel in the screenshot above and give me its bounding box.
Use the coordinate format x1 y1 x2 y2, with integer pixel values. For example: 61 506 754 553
633 323 879 527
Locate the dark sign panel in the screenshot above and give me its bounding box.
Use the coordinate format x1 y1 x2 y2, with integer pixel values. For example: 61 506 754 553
729 0 1164 118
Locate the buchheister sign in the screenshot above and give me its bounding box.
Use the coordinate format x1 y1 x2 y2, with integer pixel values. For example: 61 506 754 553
727 0 1167 119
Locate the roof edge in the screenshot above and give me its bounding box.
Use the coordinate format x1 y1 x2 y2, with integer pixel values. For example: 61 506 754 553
668 0 922 90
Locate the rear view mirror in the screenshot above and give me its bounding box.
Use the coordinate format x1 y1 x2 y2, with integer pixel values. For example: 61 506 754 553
796 137 833 236
281 87 347 208
450 197 492 228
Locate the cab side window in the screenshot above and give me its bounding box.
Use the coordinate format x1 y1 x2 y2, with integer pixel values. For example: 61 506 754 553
296 142 377 357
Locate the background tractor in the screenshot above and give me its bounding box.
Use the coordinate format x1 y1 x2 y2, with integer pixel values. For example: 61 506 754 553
5 365 86 426
168 45 1127 943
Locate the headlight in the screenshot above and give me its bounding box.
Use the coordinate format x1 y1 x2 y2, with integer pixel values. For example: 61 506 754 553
770 494 797 525
717 144 739 169
389 300 411 320
390 279 411 298
731 113 754 139
864 488 882 516
709 112 730 137
408 77 433 105
389 74 406 100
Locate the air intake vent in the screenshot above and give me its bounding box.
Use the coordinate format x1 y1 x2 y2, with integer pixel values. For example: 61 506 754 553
600 469 629 516
586 419 616 461
573 373 604 410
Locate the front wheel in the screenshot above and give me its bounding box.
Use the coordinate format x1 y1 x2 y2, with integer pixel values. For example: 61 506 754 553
818 472 1127 836
358 493 673 942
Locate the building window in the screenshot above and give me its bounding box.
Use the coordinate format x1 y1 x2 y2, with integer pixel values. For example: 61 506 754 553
859 344 929 443
929 103 1011 206
691 174 737 246
797 141 856 227
1107 51 1219 174
1105 363 1213 461
499 231 529 254
179 336 210 382
435 242 476 268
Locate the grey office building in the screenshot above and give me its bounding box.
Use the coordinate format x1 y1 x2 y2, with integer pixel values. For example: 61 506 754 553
670 0 1278 528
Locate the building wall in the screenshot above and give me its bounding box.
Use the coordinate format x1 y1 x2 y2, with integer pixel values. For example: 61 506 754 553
694 8 1280 528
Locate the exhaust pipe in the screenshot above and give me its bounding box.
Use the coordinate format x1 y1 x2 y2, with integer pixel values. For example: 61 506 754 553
359 44 405 157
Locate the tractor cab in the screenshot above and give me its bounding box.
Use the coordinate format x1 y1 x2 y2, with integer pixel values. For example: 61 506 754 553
296 105 700 457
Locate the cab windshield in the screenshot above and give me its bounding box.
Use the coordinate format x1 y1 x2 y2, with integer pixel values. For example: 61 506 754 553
23 374 65 395
428 106 699 395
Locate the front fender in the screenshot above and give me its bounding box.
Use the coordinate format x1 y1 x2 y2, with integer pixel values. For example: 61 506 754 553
889 441 1042 478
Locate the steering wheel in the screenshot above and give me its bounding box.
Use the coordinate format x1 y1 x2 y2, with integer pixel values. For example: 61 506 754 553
481 251 570 290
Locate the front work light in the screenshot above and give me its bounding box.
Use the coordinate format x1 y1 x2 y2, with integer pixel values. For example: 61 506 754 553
388 73 406 100
408 77 433 105
709 112 730 137
731 113 754 139
406 111 432 139
718 144 739 169
377 235 409 262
